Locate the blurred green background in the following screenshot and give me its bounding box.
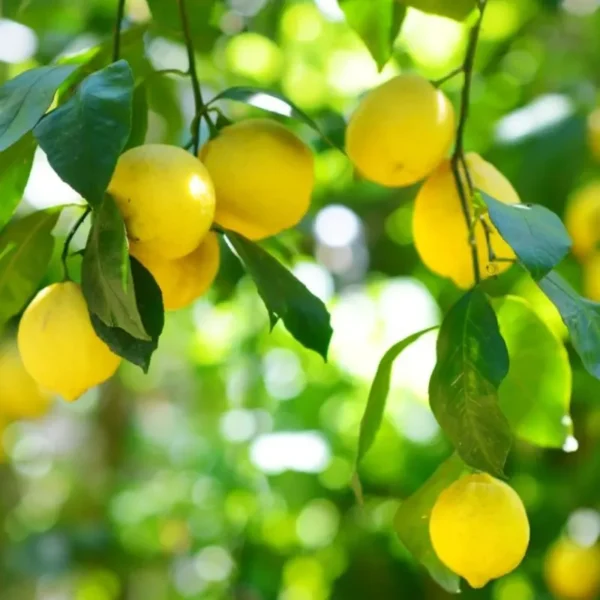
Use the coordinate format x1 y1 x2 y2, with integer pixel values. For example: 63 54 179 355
1 0 600 598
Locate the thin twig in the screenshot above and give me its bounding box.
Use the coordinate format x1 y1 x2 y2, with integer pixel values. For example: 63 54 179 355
146 68 190 80
432 66 464 88
62 206 92 281
177 0 209 154
112 0 127 62
451 1 488 285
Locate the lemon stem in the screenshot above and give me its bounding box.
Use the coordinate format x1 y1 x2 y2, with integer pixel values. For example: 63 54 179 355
61 206 92 282
177 0 216 154
451 0 488 286
112 0 126 63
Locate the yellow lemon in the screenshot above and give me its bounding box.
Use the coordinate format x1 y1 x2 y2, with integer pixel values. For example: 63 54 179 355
588 108 600 163
565 181 600 260
583 251 600 302
429 473 530 589
413 153 520 289
131 232 220 311
18 282 121 401
199 118 314 240
0 339 51 419
109 144 216 259
544 538 600 600
345 74 455 187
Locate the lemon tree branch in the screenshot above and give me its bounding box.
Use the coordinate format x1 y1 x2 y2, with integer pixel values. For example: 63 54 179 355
62 206 92 281
452 1 488 286
112 0 126 62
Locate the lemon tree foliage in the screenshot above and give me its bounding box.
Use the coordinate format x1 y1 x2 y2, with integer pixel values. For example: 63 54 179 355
0 64 77 152
394 454 465 593
429 289 512 477
339 0 406 70
0 208 62 329
399 0 478 21
539 271 600 380
0 134 36 229
226 231 332 360
81 194 149 342
482 192 572 280
494 297 572 448
34 60 134 207
90 258 164 373
125 84 149 151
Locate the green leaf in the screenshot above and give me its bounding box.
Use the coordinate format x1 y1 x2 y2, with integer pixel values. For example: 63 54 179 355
0 64 77 152
494 296 572 448
226 231 333 360
538 271 600 380
357 327 438 464
0 134 36 230
339 0 406 70
482 192 572 280
81 194 149 341
208 86 344 153
90 258 164 373
429 289 512 476
399 0 478 21
394 454 465 594
0 208 61 328
124 83 148 150
34 60 134 206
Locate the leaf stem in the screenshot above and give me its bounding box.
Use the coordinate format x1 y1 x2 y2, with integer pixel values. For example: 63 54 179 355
177 0 214 154
112 0 127 62
62 206 92 281
432 66 464 88
451 1 488 286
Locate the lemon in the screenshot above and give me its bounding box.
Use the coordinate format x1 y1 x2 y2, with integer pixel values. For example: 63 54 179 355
131 232 220 311
199 118 314 240
18 282 121 401
588 108 600 163
109 144 216 259
345 74 455 187
429 473 530 589
413 153 520 289
565 181 600 260
0 339 51 419
583 251 600 302
544 538 600 600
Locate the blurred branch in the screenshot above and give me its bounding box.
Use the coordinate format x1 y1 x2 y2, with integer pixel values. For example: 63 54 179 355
451 1 488 285
177 0 214 154
62 206 91 281
112 0 126 62
432 66 464 87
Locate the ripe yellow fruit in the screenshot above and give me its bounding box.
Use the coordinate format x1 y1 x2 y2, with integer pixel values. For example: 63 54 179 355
0 339 51 419
131 232 220 311
583 251 600 302
17 282 121 401
413 153 520 289
199 118 314 240
565 181 600 260
429 473 530 589
544 538 600 600
345 74 455 187
588 108 600 162
109 144 216 259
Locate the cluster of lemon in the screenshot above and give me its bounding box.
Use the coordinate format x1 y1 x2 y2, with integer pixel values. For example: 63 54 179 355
346 74 521 289
565 109 600 300
12 118 315 403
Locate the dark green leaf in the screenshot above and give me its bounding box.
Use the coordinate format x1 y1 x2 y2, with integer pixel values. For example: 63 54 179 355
226 231 333 360
90 258 164 372
539 271 600 380
0 64 76 152
429 289 512 476
481 192 572 280
208 86 344 153
339 0 406 70
81 194 149 341
394 454 465 594
34 60 134 206
495 296 572 448
399 0 478 21
124 83 148 150
0 208 61 327
357 327 438 464
0 134 36 230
